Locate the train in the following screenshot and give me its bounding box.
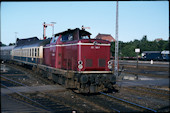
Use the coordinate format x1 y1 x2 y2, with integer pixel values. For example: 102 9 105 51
1 28 117 93
141 51 169 61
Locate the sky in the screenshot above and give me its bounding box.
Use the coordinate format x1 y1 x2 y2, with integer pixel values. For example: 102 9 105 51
1 1 169 45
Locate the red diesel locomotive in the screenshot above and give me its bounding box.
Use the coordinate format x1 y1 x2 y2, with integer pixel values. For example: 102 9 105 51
11 28 116 93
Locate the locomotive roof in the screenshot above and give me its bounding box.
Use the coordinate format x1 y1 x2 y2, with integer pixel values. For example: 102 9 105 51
54 28 91 37
14 37 51 49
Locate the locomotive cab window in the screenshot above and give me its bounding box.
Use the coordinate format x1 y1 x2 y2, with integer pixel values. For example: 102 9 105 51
80 35 90 39
61 34 73 42
51 36 59 43
79 31 90 39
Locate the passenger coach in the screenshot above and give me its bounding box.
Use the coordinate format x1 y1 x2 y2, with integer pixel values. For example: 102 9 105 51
12 37 50 64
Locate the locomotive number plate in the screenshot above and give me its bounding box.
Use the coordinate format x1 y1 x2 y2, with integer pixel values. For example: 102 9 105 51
91 46 100 49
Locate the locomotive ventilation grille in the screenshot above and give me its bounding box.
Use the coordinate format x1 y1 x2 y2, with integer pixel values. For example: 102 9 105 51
98 59 105 67
86 59 93 67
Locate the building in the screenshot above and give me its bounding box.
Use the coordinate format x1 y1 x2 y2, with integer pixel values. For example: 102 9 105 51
155 38 163 42
95 33 115 42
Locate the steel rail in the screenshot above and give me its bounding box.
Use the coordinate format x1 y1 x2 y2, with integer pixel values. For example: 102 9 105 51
1 75 68 112
100 92 157 112
1 75 27 86
128 87 169 96
1 75 59 111
1 83 50 111
111 108 120 113
144 86 170 92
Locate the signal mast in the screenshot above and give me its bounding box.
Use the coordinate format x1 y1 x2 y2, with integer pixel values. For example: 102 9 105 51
43 22 55 40
114 0 119 76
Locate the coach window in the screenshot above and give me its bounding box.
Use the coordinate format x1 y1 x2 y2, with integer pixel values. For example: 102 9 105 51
37 48 39 57
32 48 34 57
26 50 27 57
26 49 27 57
23 50 24 57
29 49 31 57
35 48 37 57
28 49 29 57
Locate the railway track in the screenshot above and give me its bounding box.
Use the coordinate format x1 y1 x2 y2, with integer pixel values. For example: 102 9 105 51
100 92 157 112
125 86 170 99
3 63 55 86
1 62 169 112
119 60 169 78
112 85 170 112
1 75 74 112
73 90 158 112
1 63 109 112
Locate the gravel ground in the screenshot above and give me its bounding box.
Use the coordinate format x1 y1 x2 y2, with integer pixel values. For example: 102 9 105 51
1 63 169 112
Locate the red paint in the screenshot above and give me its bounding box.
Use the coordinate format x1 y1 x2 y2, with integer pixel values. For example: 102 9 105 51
43 28 112 72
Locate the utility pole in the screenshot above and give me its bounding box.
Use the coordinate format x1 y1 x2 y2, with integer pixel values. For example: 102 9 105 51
114 0 119 76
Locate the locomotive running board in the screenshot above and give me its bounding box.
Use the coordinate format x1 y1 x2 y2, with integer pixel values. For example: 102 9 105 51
77 71 113 74
12 59 113 75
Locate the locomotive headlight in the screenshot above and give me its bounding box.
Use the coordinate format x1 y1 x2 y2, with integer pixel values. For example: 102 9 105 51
108 65 112 69
78 60 83 69
108 60 113 69
108 60 112 65
78 60 83 65
78 64 83 69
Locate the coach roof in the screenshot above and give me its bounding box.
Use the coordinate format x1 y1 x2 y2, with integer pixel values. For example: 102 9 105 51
14 37 50 49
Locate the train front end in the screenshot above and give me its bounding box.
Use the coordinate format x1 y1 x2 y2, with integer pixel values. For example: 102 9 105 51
74 30 116 93
50 28 116 93
77 39 112 72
